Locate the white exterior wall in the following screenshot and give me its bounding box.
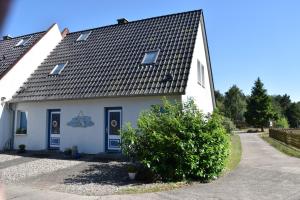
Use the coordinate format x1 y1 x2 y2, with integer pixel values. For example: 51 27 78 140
182 19 214 114
14 96 180 154
0 24 63 149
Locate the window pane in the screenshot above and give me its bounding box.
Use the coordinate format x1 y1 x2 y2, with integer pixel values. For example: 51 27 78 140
76 31 91 41
50 63 67 75
142 51 159 64
201 64 205 87
20 112 27 129
197 60 201 84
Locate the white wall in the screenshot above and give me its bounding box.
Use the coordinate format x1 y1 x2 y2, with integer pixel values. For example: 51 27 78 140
14 96 180 154
182 18 214 114
0 24 63 149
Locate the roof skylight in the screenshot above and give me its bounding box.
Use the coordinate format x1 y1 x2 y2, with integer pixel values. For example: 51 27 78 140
49 62 68 75
76 31 92 42
15 37 31 47
142 50 159 64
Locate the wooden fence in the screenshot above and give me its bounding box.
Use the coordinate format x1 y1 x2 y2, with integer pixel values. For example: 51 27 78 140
269 128 300 149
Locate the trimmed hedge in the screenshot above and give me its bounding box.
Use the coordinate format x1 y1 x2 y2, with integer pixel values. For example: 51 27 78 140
121 98 230 182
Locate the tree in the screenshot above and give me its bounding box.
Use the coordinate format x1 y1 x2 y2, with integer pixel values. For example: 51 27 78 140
223 85 246 125
286 102 300 128
214 90 225 113
271 94 291 117
244 78 275 131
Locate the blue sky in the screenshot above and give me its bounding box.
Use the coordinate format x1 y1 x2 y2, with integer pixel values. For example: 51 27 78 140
2 0 300 101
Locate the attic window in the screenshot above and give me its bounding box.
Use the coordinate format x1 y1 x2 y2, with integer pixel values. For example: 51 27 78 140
50 62 68 75
76 31 91 41
142 50 159 64
15 37 31 47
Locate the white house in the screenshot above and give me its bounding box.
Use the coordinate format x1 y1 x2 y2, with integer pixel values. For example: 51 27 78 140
10 10 215 154
0 24 64 149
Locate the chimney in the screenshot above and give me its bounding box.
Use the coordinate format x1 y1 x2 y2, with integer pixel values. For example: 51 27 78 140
2 35 12 40
61 28 69 38
117 18 128 25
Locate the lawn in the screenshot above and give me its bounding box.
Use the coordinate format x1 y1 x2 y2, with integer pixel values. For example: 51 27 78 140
260 133 300 158
224 134 242 174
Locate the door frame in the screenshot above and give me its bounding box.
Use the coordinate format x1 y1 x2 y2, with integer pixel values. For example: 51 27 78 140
47 109 61 150
104 107 122 152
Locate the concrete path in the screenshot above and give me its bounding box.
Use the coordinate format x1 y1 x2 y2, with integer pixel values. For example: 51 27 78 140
4 133 300 200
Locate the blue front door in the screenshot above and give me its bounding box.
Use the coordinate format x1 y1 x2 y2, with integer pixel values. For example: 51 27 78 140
105 108 122 151
48 110 61 149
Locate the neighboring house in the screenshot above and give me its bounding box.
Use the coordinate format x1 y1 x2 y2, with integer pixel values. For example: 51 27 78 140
10 10 215 153
0 24 64 149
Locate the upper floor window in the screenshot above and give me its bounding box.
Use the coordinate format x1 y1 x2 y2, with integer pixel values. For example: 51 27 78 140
197 60 205 87
15 37 31 47
76 31 92 42
50 62 68 75
142 50 159 64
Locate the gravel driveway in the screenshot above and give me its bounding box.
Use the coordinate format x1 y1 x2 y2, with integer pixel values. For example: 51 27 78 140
2 133 300 200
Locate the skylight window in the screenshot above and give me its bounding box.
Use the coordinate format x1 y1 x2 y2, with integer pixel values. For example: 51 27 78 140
142 50 159 64
76 31 92 42
50 62 68 75
15 37 31 47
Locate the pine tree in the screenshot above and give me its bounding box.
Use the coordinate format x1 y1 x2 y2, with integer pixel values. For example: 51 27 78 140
245 78 275 131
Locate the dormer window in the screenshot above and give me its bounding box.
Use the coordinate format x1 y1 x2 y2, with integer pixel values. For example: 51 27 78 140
50 62 68 75
142 50 159 64
76 31 92 42
15 37 31 47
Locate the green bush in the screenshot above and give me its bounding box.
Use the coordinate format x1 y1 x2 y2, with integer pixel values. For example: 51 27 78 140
121 98 230 182
18 144 26 153
221 116 236 134
275 117 289 128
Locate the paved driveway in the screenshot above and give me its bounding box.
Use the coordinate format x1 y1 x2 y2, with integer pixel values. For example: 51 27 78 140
4 133 300 200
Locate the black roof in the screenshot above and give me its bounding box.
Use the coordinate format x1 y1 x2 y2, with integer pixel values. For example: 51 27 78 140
0 31 45 79
12 10 204 102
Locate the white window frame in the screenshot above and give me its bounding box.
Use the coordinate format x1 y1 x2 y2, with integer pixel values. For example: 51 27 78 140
76 31 92 42
49 62 68 75
197 60 202 85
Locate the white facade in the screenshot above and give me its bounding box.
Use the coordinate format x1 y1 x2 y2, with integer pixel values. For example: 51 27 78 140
182 16 214 114
0 24 63 149
14 96 180 154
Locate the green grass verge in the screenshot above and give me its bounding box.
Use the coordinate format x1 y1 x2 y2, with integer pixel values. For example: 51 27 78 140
260 133 300 158
116 182 189 194
224 134 242 174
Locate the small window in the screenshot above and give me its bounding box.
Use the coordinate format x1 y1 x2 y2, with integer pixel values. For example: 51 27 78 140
16 111 27 134
142 50 159 64
50 62 68 75
76 31 92 42
201 64 205 87
197 60 205 87
15 37 31 47
197 60 202 85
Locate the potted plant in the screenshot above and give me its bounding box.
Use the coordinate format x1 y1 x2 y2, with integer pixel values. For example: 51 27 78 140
18 144 26 153
127 165 138 180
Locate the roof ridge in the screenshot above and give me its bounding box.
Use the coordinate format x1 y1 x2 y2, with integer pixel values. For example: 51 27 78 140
0 30 46 41
67 9 202 35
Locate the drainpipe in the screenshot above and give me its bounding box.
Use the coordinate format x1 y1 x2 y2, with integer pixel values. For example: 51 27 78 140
8 102 15 150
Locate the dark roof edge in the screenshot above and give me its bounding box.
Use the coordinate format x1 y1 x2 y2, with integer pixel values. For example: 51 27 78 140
9 92 184 103
0 30 46 41
68 9 203 35
200 11 216 109
0 23 58 80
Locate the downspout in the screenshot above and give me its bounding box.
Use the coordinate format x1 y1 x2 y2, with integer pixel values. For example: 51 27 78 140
8 102 15 150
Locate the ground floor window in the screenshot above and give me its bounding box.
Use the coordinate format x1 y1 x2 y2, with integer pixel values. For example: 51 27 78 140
16 111 27 134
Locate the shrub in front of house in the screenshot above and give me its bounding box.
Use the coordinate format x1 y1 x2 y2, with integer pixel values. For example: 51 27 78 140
18 144 26 153
221 116 236 134
121 98 230 182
